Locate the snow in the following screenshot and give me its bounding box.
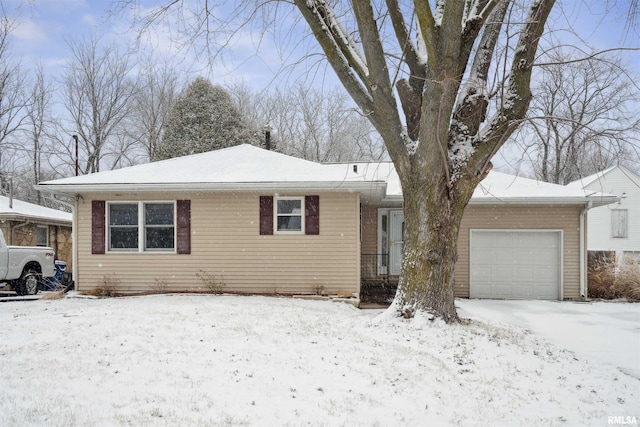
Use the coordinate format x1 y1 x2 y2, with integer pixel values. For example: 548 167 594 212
457 299 640 379
38 144 617 207
0 195 71 223
1 294 638 426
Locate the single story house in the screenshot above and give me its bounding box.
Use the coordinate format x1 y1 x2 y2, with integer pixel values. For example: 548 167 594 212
36 144 617 301
0 195 73 267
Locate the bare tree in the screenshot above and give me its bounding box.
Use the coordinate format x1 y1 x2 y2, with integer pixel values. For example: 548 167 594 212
61 35 136 174
509 50 640 184
23 64 53 204
0 8 29 181
231 83 386 161
123 0 564 322
130 54 180 161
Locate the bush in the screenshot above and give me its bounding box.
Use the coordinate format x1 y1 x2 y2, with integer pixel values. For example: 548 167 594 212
588 257 640 301
84 274 120 297
196 270 226 294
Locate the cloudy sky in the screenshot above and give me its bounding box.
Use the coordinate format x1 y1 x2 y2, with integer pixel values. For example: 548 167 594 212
4 0 638 90
3 0 322 90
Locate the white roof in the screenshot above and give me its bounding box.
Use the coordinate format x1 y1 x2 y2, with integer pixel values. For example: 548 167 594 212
37 144 617 206
566 165 640 190
38 144 386 197
0 195 72 223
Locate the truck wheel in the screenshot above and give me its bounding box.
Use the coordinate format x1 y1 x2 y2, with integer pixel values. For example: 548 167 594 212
13 282 25 296
21 270 39 296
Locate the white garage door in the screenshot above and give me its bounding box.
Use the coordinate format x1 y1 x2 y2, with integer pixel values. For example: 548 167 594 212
470 230 561 300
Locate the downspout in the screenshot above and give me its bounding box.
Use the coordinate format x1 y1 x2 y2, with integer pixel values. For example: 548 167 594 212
42 193 76 290
579 202 592 299
11 219 31 245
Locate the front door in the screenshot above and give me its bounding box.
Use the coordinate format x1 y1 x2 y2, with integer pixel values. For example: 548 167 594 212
389 210 404 276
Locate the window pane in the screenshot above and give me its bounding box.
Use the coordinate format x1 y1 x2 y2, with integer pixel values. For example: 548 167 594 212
36 226 48 247
277 215 302 231
277 199 301 214
612 210 628 238
146 227 174 250
110 204 138 226
145 203 174 226
110 227 138 250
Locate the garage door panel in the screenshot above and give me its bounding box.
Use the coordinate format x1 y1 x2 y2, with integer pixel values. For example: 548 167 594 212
470 231 561 300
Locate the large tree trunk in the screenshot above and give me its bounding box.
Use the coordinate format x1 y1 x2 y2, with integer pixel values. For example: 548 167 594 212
291 0 555 323
391 164 478 323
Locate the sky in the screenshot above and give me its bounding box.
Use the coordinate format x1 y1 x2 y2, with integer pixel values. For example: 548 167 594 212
2 0 639 173
5 0 637 90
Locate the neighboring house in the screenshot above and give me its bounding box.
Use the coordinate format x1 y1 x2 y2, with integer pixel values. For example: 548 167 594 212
567 166 640 265
36 144 617 301
0 195 73 268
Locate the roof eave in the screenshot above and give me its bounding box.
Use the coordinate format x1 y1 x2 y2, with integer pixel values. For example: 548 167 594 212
468 196 619 207
36 181 388 195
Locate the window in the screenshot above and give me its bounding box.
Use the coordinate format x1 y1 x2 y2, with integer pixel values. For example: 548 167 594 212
275 197 303 233
259 196 319 236
144 203 175 250
107 202 175 252
36 226 49 247
611 209 628 239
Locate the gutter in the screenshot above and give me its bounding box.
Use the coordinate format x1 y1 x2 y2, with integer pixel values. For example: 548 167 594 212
35 180 388 194
579 201 592 299
10 218 31 246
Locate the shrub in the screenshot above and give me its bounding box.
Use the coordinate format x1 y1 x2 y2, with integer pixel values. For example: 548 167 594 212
86 274 120 297
196 270 226 294
150 277 169 294
588 256 640 301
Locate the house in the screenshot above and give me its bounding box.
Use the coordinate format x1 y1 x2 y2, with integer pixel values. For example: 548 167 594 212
36 144 617 301
567 166 640 265
0 195 73 267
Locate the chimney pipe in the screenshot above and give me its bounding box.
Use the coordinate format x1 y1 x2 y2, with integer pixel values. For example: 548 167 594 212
9 177 12 209
263 125 272 151
73 134 79 176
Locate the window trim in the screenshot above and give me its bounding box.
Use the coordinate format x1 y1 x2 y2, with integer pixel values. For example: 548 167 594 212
106 201 177 253
274 196 305 235
611 209 628 239
36 225 49 247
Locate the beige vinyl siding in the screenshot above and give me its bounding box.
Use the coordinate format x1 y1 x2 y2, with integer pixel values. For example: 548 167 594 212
456 205 582 299
361 205 379 255
75 192 360 295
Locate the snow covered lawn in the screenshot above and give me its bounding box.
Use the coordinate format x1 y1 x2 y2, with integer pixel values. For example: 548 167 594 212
457 299 640 379
1 294 638 426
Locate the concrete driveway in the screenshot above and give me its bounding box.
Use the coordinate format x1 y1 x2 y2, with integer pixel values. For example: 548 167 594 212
456 299 640 379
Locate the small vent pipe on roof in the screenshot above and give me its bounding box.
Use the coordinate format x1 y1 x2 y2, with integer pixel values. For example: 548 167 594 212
263 125 272 151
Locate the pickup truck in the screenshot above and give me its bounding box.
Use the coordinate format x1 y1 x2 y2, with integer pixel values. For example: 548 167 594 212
0 230 56 296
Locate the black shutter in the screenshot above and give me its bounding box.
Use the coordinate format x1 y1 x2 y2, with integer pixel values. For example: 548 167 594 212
305 196 320 235
91 201 105 254
176 200 191 254
259 196 274 235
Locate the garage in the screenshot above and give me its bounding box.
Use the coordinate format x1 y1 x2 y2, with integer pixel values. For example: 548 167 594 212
469 230 562 300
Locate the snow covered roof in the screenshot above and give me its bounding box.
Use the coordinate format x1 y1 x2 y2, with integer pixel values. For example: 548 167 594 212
0 195 72 224
37 144 617 206
37 144 387 199
566 165 640 190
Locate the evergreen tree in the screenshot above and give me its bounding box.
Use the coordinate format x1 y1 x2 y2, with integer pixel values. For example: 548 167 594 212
155 77 255 160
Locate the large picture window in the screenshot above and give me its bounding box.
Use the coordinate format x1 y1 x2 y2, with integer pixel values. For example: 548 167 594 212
108 202 175 252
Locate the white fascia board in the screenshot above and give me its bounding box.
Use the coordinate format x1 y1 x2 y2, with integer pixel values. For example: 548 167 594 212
36 181 388 195
468 196 620 207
